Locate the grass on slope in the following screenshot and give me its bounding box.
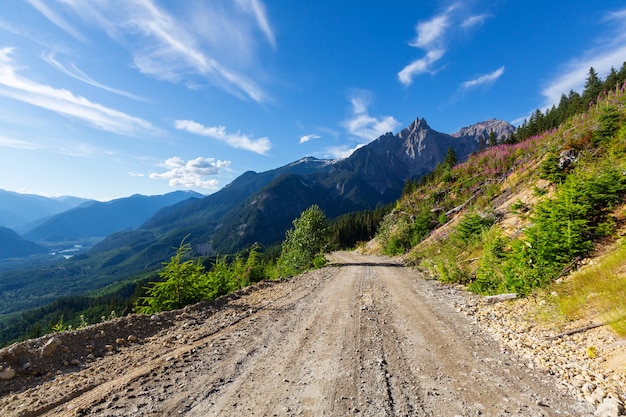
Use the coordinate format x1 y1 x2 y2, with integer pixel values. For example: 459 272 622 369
376 84 626 324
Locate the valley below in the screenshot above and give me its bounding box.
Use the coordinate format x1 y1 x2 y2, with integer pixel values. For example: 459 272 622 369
1 252 622 416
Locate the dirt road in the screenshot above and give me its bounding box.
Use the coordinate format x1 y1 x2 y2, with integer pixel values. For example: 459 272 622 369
0 252 593 416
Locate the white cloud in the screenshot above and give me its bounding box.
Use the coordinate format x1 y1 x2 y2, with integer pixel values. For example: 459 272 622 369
541 7 626 109
50 0 274 103
42 51 146 101
461 14 490 29
0 48 159 137
0 135 39 150
299 134 320 144
149 156 230 189
128 171 144 177
25 0 87 43
344 90 401 142
174 119 271 155
410 14 450 49
398 49 445 84
460 66 505 90
235 0 276 48
323 144 365 160
399 5 490 86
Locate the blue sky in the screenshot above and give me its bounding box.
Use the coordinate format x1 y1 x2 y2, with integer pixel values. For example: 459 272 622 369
1 0 625 201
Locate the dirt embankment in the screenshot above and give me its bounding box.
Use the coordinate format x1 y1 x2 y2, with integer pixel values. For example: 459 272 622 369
0 252 600 416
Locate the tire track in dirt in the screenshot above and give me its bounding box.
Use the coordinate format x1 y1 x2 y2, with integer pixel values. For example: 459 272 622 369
2 252 594 416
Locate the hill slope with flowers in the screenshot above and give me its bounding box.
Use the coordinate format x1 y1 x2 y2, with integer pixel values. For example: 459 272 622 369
375 82 626 337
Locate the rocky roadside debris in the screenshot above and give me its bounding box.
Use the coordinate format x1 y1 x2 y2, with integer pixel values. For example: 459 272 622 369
0 282 274 398
449 288 626 417
0 263 622 416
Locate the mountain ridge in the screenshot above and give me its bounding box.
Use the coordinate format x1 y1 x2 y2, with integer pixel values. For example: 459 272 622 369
23 191 204 242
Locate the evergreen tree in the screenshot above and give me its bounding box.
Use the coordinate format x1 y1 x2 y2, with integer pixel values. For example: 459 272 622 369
582 67 604 106
618 62 626 86
605 67 621 91
443 146 458 168
487 130 498 147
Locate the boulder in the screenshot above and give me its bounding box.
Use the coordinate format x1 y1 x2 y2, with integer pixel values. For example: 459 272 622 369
41 337 63 357
0 367 16 380
558 149 578 169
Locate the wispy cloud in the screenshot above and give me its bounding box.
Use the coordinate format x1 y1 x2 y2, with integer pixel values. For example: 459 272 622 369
41 0 275 103
461 14 491 29
0 47 159 137
299 134 320 144
150 156 231 189
323 144 365 160
343 90 401 142
235 0 276 48
42 51 147 101
0 135 39 150
399 5 490 86
460 66 505 90
541 7 626 108
25 0 87 43
175 120 271 155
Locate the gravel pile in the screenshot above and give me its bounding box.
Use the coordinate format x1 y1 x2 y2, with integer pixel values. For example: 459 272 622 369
450 288 626 416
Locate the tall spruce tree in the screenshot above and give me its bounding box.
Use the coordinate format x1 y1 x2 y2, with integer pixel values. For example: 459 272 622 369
582 67 604 106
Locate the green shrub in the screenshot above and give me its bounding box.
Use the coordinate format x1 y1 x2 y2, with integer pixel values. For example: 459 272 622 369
455 211 493 244
471 227 508 294
593 105 621 145
276 205 331 277
493 167 626 295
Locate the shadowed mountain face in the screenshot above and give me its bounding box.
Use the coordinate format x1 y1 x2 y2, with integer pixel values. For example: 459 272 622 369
0 227 47 259
0 190 92 231
22 191 203 242
0 117 515 319
117 117 515 255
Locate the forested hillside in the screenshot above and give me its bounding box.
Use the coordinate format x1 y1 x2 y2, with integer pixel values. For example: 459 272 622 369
375 66 626 336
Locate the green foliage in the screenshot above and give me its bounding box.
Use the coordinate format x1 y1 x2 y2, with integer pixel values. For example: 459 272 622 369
137 239 208 314
594 105 621 145
137 239 268 314
482 167 626 295
378 208 437 256
539 152 568 183
470 227 508 294
455 212 493 244
329 205 390 249
276 205 331 277
51 315 67 333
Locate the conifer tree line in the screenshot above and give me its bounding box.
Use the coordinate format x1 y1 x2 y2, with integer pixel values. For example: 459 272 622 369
509 63 626 144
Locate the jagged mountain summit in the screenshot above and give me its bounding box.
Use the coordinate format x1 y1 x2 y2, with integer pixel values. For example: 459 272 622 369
141 116 516 253
452 118 516 142
0 116 515 317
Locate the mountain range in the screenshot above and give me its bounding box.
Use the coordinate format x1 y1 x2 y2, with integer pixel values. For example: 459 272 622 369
0 190 92 231
0 227 47 259
94 117 515 260
0 117 514 317
22 190 203 243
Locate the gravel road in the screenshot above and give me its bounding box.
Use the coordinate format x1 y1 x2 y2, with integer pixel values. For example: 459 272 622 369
0 252 594 416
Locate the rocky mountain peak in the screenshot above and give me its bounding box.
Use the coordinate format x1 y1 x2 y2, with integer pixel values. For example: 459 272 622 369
398 117 431 140
452 118 516 142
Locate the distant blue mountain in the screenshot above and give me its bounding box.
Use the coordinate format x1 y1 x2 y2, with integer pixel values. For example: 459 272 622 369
0 190 93 230
0 227 47 259
23 190 203 242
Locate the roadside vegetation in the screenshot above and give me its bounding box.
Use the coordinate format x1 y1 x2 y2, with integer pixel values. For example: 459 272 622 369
376 66 626 335
3 66 626 346
2 202 384 346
